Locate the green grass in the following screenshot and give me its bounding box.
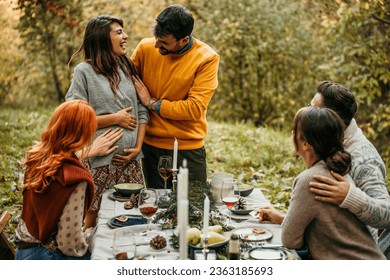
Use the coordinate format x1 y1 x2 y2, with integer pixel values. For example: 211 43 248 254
205 121 303 210
1 107 388 243
0 108 52 228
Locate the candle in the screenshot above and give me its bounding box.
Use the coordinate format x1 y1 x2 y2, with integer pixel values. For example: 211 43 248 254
181 159 188 200
177 171 183 201
173 138 178 170
203 194 210 239
178 199 189 260
177 163 189 260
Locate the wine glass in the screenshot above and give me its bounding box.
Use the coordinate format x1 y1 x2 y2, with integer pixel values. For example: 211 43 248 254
138 188 158 232
158 155 173 200
220 178 239 225
112 228 137 260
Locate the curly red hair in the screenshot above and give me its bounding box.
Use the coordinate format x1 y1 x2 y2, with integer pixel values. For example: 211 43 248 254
23 100 97 192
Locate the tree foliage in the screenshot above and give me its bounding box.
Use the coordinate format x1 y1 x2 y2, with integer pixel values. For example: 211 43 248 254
15 0 84 104
188 0 390 159
1 0 389 161
308 0 390 159
188 0 322 128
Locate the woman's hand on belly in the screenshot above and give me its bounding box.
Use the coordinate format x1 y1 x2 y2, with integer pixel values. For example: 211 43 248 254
115 107 137 130
86 128 123 158
112 147 141 164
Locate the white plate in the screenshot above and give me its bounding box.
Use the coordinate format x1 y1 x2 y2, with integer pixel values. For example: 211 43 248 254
248 247 287 260
233 227 273 242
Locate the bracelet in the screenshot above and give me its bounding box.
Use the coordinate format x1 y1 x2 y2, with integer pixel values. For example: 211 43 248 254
148 98 157 110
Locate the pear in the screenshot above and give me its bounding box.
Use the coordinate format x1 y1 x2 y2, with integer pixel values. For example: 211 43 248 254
186 227 201 245
208 225 223 234
201 231 227 246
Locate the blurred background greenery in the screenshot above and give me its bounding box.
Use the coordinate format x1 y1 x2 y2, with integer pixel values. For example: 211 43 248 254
1 0 388 159
0 0 389 244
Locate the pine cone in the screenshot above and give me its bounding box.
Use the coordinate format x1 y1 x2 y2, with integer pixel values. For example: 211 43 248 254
130 193 139 208
149 235 167 250
123 194 139 209
235 197 247 210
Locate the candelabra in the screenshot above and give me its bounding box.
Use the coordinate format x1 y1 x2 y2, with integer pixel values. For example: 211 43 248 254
172 168 178 195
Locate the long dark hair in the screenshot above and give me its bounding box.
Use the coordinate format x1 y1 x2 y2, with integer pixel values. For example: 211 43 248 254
68 15 138 95
293 107 352 175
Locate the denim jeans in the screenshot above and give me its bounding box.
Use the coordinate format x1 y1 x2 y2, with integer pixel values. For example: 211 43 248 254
15 245 91 260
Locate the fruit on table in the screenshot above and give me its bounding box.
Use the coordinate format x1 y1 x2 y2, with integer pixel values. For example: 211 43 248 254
201 231 227 246
207 225 223 234
186 227 201 245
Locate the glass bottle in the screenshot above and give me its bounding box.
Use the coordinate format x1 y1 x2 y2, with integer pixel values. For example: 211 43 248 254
228 233 240 260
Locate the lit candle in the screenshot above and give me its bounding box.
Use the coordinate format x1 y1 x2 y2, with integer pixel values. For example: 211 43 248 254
173 138 178 170
203 194 210 239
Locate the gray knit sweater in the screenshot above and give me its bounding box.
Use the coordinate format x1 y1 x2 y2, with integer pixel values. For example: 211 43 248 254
340 119 390 229
65 62 148 168
282 161 385 260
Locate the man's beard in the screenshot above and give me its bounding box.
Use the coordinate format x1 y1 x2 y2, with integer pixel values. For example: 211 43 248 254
159 46 183 55
158 47 170 55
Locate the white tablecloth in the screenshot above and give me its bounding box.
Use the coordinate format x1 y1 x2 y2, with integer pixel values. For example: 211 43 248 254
90 188 284 260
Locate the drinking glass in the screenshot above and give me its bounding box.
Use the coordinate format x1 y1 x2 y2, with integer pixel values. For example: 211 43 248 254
220 178 239 225
112 228 137 260
158 155 173 199
138 188 158 231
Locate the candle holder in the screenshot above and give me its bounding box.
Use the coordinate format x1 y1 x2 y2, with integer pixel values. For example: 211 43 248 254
202 235 210 260
172 168 178 195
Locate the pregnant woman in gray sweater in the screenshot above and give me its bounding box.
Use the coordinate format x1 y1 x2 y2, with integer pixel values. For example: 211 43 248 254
66 15 148 228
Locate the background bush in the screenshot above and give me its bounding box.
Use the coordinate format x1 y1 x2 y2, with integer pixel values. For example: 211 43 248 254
1 0 388 161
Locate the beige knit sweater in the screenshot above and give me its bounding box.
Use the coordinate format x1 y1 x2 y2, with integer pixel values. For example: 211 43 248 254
282 161 385 260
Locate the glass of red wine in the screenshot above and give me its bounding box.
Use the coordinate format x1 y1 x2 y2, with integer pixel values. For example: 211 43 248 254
220 178 239 225
158 155 173 200
138 188 158 232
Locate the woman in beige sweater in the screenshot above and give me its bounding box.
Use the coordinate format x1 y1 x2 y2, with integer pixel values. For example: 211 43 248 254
256 107 385 259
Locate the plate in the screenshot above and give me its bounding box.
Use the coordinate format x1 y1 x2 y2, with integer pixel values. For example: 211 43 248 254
108 214 147 228
231 208 254 215
189 238 229 250
248 247 287 260
108 191 133 202
233 227 273 242
114 183 144 196
173 230 230 250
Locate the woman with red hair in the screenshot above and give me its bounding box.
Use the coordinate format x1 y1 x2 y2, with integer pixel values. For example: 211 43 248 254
14 100 99 259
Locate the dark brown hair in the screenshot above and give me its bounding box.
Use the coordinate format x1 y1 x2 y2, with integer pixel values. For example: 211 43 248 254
154 4 194 40
69 15 138 95
293 107 352 175
316 81 357 127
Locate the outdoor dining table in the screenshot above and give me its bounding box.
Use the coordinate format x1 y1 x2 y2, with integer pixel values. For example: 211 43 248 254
90 187 294 260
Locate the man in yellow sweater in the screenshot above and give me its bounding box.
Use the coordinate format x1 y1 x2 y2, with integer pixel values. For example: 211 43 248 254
131 4 220 189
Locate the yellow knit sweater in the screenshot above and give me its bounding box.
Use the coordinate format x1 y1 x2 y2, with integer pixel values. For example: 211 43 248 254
131 37 219 150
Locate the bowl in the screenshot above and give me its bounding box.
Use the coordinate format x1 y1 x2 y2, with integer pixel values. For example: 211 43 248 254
114 183 144 196
231 208 253 215
234 184 254 197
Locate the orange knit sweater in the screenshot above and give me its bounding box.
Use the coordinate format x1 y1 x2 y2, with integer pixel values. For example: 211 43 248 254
21 157 94 244
131 37 219 150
